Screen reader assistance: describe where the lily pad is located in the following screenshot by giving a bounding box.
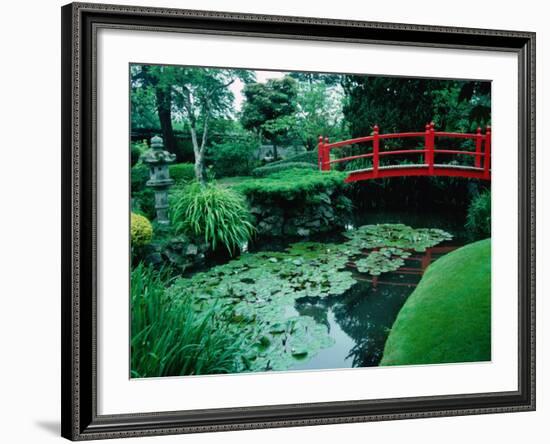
[165,223,453,373]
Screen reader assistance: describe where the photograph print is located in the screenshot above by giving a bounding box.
[129,63,491,378]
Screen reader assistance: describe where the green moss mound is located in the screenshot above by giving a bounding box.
[234,169,347,201]
[252,161,316,177]
[267,150,318,166]
[381,238,491,366]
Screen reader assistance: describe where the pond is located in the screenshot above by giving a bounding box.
[174,209,468,373]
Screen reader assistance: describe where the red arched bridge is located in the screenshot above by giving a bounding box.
[318,123,491,183]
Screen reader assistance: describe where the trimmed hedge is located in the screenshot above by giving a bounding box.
[169,163,196,184]
[131,213,153,246]
[234,169,347,201]
[265,150,318,167]
[381,239,491,366]
[252,161,316,177]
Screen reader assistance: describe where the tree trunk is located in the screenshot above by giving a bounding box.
[189,126,206,186]
[272,142,278,161]
[155,87,177,155]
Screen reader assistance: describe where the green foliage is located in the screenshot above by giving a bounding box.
[241,76,298,158]
[166,224,453,373]
[130,83,159,130]
[168,163,196,184]
[268,150,319,166]
[167,243,353,372]
[343,224,452,276]
[252,161,316,177]
[342,76,491,140]
[131,163,149,192]
[235,169,347,201]
[465,190,491,240]
[131,213,153,246]
[381,239,491,365]
[207,131,259,177]
[291,80,349,150]
[131,164,156,220]
[131,140,148,167]
[171,182,255,254]
[131,263,243,377]
[131,189,156,221]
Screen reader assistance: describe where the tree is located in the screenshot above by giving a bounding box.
[341,76,446,138]
[171,68,254,185]
[241,76,298,160]
[130,65,178,154]
[291,80,348,151]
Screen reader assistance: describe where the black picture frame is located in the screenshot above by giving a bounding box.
[61,2,536,440]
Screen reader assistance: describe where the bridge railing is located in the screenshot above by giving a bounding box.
[318,122,491,179]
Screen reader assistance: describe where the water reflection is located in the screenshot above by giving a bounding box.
[290,244,459,370]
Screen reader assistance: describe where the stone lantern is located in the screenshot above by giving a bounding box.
[142,135,176,225]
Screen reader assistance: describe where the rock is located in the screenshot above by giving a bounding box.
[185,244,199,256]
[250,206,263,215]
[305,219,322,228]
[145,252,163,265]
[297,228,310,237]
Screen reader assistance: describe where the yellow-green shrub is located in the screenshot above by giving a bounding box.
[131,213,153,246]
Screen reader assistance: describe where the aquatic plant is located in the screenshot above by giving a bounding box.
[343,224,452,275]
[163,223,453,373]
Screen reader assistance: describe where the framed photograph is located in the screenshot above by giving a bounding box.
[61,2,535,440]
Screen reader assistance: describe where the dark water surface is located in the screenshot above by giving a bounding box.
[252,209,468,371]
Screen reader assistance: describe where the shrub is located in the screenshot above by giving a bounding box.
[131,263,242,377]
[169,163,196,184]
[131,140,148,167]
[208,137,259,178]
[465,190,491,240]
[131,163,150,192]
[234,169,348,202]
[171,182,255,254]
[381,239,491,366]
[131,213,153,246]
[252,161,316,177]
[266,150,318,166]
[131,189,156,221]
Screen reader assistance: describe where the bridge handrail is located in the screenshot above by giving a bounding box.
[318,122,491,179]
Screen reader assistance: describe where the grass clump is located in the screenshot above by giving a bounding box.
[381,238,491,366]
[465,190,491,240]
[171,181,254,254]
[130,263,243,377]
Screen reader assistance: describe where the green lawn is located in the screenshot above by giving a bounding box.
[380,238,491,366]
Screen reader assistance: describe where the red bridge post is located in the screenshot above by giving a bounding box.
[373,125,379,178]
[323,137,331,171]
[424,122,435,174]
[317,136,324,170]
[484,126,491,179]
[475,127,482,168]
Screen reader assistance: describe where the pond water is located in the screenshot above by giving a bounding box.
[248,209,468,371]
[177,209,469,373]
